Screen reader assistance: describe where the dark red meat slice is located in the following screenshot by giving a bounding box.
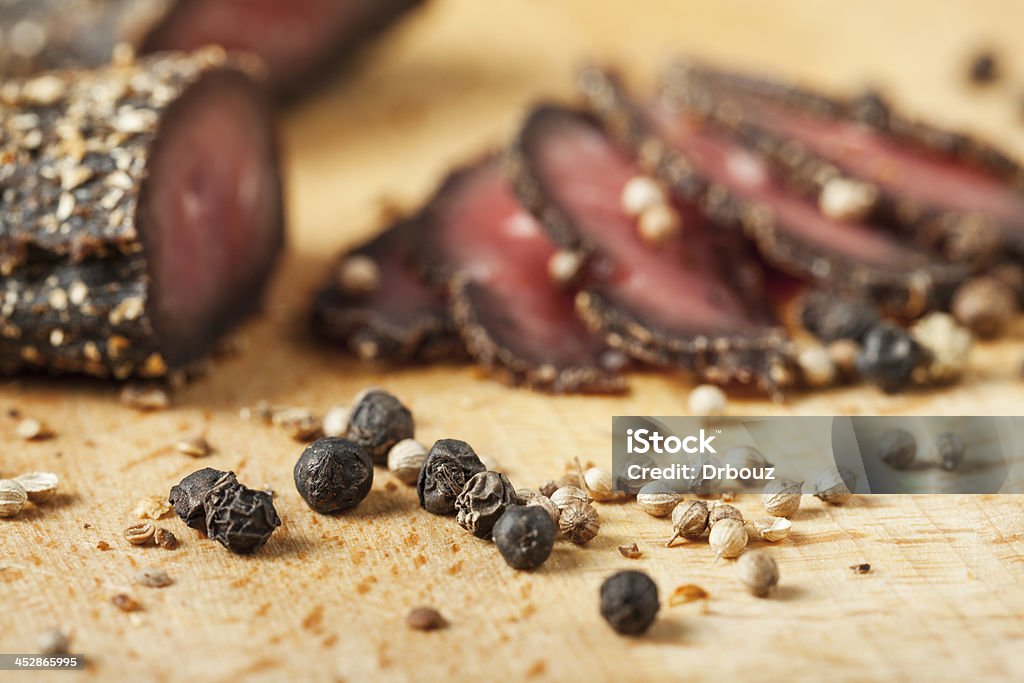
[511,105,795,393]
[0,51,282,378]
[578,67,966,317]
[312,219,463,363]
[662,61,1024,261]
[418,159,625,393]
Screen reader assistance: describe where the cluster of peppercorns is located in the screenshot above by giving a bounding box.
[168,468,280,554]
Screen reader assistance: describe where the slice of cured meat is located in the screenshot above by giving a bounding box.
[417,158,626,393]
[510,104,796,394]
[312,219,464,363]
[0,0,425,99]
[660,60,1024,262]
[0,50,283,379]
[578,67,967,318]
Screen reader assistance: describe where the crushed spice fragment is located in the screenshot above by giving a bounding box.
[618,543,643,560]
[175,435,213,458]
[14,471,59,502]
[272,407,323,442]
[123,521,156,545]
[111,594,142,612]
[154,528,179,550]
[133,495,172,520]
[850,563,872,575]
[133,567,173,588]
[668,584,709,607]
[120,384,170,411]
[406,607,446,631]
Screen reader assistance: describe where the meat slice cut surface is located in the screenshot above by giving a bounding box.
[418,158,626,393]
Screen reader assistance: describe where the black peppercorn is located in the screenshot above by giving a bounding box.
[346,389,414,464]
[856,323,924,393]
[799,291,879,343]
[168,468,237,532]
[293,437,374,514]
[599,570,660,636]
[203,476,281,554]
[968,51,998,84]
[492,505,556,570]
[936,432,966,471]
[417,439,485,515]
[455,471,516,539]
[878,428,917,470]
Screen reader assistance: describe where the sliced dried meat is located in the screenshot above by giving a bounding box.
[417,158,625,393]
[510,104,795,393]
[0,0,425,99]
[0,50,283,378]
[312,219,463,363]
[578,67,966,318]
[661,60,1024,262]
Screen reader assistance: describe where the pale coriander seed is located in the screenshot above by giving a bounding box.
[14,471,59,502]
[321,405,350,438]
[387,438,427,485]
[582,466,620,502]
[736,550,779,597]
[813,467,856,504]
[636,481,682,517]
[709,518,748,559]
[666,500,709,546]
[762,479,802,517]
[0,479,28,517]
[709,502,744,527]
[550,485,590,510]
[526,494,560,526]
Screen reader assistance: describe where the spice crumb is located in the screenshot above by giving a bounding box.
[111,594,142,612]
[120,384,170,411]
[96,540,112,551]
[618,543,643,559]
[37,627,71,655]
[272,407,323,442]
[175,435,213,458]
[668,584,709,607]
[850,563,872,575]
[406,607,446,631]
[154,528,179,550]
[133,567,173,588]
[15,417,53,441]
[133,495,172,520]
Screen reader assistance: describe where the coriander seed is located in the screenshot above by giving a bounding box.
[812,467,856,504]
[877,429,916,470]
[346,389,414,464]
[762,479,802,517]
[492,505,556,569]
[387,438,427,486]
[582,467,619,502]
[736,550,779,597]
[13,471,58,503]
[539,480,559,498]
[666,500,709,546]
[406,607,446,631]
[636,481,682,517]
[709,518,748,558]
[709,503,744,527]
[747,517,792,542]
[417,439,485,515]
[600,570,660,636]
[558,499,600,545]
[0,479,28,518]
[455,471,516,539]
[124,521,156,545]
[550,485,590,510]
[294,437,374,514]
[154,528,179,550]
[526,494,560,525]
[936,432,966,471]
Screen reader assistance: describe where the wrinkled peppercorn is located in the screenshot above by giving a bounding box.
[168,468,237,532]
[417,439,486,515]
[492,505,556,569]
[600,570,660,636]
[856,324,924,392]
[203,477,281,554]
[455,471,516,539]
[799,291,879,342]
[346,390,414,464]
[936,432,966,471]
[878,429,917,470]
[293,437,374,514]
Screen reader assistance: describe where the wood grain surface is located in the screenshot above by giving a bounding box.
[4,1,1024,681]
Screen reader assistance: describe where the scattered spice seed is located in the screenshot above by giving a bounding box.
[123,521,156,545]
[111,594,142,612]
[736,550,779,597]
[799,291,878,343]
[169,468,237,532]
[14,471,60,502]
[967,50,999,84]
[559,499,600,545]
[175,435,213,458]
[133,495,173,520]
[321,405,350,438]
[600,570,660,636]
[37,628,71,655]
[878,429,917,470]
[133,567,173,588]
[154,528,179,550]
[936,432,966,471]
[240,401,275,423]
[15,417,53,440]
[709,503,744,527]
[850,563,872,575]
[812,467,856,504]
[417,439,485,515]
[618,543,643,559]
[667,584,709,607]
[456,471,516,539]
[406,607,446,631]
[951,276,1016,338]
[856,323,924,393]
[120,384,170,411]
[294,437,374,514]
[666,500,709,546]
[96,541,112,551]
[550,485,590,510]
[582,466,620,502]
[910,312,972,385]
[762,479,802,517]
[747,517,792,542]
[687,384,727,416]
[0,479,28,517]
[272,407,323,442]
[493,505,556,569]
[346,389,414,464]
[204,476,281,554]
[709,518,748,559]
[636,481,682,517]
[387,438,427,486]
[539,480,559,498]
[525,494,560,526]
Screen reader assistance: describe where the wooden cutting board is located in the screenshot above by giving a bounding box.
[4,1,1024,681]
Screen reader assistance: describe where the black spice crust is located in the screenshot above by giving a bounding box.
[578,66,967,319]
[0,48,279,379]
[659,59,1024,263]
